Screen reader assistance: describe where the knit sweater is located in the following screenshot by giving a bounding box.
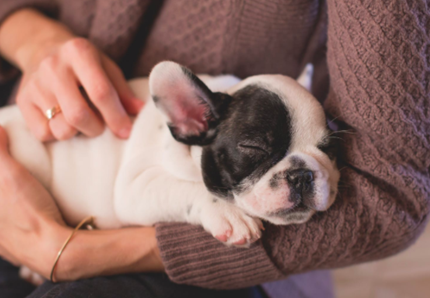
[0,0,429,292]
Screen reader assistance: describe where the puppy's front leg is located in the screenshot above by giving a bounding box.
[114,167,262,246]
[191,196,263,246]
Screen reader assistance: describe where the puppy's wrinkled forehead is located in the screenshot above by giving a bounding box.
[219,84,291,153]
[204,83,293,194]
[228,75,329,152]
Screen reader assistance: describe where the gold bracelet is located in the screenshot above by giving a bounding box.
[50,216,95,283]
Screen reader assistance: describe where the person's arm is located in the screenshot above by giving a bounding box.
[0,8,143,141]
[1,0,428,289]
[23,224,165,281]
[0,125,164,282]
[152,0,430,289]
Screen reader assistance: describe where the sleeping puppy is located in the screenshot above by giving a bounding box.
[0,61,339,249]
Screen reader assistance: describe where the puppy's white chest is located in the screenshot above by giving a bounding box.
[0,74,246,231]
[52,80,204,228]
[53,77,212,228]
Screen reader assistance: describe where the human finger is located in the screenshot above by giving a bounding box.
[30,82,79,140]
[15,78,56,142]
[64,39,132,138]
[17,97,55,142]
[0,125,9,155]
[102,56,144,115]
[49,68,105,138]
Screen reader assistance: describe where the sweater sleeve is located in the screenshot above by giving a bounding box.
[155,0,430,289]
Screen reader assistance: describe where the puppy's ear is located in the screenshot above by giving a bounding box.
[149,61,230,145]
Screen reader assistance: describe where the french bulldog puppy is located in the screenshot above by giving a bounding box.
[0,61,339,251]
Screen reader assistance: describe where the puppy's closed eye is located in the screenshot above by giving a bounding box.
[238,141,269,157]
[317,135,339,161]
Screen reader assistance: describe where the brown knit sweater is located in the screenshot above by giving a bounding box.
[0,0,429,291]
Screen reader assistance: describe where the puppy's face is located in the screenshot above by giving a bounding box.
[149,61,340,225]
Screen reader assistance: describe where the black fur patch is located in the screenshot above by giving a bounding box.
[317,131,339,161]
[290,156,306,169]
[202,84,292,198]
[269,172,283,189]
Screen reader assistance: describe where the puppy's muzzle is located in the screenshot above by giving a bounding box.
[286,169,314,197]
[270,168,315,216]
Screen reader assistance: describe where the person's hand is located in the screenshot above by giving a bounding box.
[17,37,143,141]
[0,126,164,281]
[0,9,144,142]
[0,126,65,275]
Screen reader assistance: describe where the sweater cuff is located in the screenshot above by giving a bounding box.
[155,223,283,290]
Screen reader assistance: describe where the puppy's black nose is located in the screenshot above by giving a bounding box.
[286,169,314,193]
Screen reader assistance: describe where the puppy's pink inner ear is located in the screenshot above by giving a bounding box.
[149,62,215,138]
[162,91,210,137]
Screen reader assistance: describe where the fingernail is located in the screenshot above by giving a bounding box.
[134,98,144,104]
[134,99,144,109]
[119,126,131,138]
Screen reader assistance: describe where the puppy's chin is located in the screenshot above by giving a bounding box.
[235,196,317,226]
[234,175,336,226]
[263,208,315,225]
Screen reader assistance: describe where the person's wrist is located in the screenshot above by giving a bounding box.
[18,219,71,279]
[54,227,164,282]
[41,222,71,278]
[137,227,164,272]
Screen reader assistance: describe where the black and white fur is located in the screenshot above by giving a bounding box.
[148,62,339,228]
[0,61,339,281]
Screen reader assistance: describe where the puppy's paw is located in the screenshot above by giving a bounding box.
[200,199,263,247]
[19,266,45,286]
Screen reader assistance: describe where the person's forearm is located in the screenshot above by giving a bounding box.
[153,0,430,289]
[0,8,74,72]
[37,224,164,281]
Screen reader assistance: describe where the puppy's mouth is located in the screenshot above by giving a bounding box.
[265,202,314,225]
[268,201,310,218]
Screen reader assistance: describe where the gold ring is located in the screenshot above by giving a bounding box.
[45,106,62,120]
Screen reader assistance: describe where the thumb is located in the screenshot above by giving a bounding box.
[102,56,144,115]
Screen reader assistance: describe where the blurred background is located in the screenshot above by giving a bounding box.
[333,223,430,298]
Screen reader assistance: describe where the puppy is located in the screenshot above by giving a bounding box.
[0,61,339,255]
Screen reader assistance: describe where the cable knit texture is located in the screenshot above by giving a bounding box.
[0,0,429,295]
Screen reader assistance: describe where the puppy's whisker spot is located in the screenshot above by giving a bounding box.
[328,115,342,123]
